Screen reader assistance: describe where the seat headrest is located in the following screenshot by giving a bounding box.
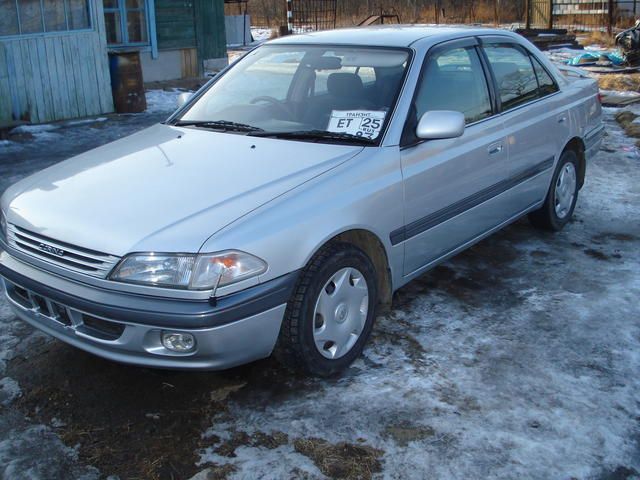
[327,73,364,98]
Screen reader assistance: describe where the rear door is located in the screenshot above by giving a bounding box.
[398,38,511,276]
[479,39,569,213]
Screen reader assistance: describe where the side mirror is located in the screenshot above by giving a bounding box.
[177,92,193,109]
[416,111,465,140]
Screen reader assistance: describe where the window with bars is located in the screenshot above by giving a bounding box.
[0,0,91,37]
[103,0,149,47]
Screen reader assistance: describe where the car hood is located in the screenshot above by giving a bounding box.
[2,124,363,256]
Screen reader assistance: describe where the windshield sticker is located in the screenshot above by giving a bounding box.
[327,110,387,139]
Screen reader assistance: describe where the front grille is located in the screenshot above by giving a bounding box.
[6,224,120,278]
[4,279,124,340]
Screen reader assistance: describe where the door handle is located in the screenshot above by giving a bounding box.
[558,116,567,124]
[488,143,503,155]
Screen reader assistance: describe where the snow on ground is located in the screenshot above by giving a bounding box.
[145,89,185,114]
[195,110,640,479]
[251,27,274,43]
[0,295,101,478]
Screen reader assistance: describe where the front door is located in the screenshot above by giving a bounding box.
[398,39,511,276]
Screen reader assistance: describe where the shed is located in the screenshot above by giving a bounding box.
[0,0,114,125]
[0,0,228,125]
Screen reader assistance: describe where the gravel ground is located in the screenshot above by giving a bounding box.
[0,103,639,479]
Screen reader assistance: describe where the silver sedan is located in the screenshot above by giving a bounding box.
[0,26,603,376]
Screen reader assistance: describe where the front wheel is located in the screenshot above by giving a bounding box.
[528,150,580,231]
[275,243,378,377]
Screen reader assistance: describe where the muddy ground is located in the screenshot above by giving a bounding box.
[0,106,639,479]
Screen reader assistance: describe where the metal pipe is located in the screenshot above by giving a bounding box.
[287,0,293,34]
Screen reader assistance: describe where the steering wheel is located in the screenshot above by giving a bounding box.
[250,96,291,117]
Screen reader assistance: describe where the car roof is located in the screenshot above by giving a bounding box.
[267,25,518,48]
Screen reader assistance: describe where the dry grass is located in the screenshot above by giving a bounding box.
[614,110,640,150]
[597,73,640,92]
[577,30,617,48]
[293,437,384,480]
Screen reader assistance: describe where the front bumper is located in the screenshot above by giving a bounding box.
[0,247,297,370]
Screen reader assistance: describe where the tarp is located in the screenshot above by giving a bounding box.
[568,51,626,66]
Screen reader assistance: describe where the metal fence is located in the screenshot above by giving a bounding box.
[528,0,640,32]
[287,0,337,33]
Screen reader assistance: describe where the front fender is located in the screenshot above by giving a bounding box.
[201,147,405,296]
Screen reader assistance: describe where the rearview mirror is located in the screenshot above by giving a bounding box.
[176,92,193,109]
[416,111,465,140]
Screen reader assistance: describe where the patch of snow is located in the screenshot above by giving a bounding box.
[198,109,640,479]
[251,27,273,43]
[145,89,186,114]
[11,124,59,134]
[64,117,108,127]
[200,444,324,479]
[600,89,640,98]
[0,377,20,406]
[0,420,99,479]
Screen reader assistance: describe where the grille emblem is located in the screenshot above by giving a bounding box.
[38,243,65,257]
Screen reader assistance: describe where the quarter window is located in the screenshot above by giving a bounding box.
[413,46,492,125]
[531,56,559,97]
[483,44,539,111]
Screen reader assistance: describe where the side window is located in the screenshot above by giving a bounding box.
[413,46,492,125]
[531,56,559,97]
[483,44,538,111]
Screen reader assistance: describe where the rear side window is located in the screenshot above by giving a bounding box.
[531,56,559,96]
[414,46,492,125]
[483,44,538,111]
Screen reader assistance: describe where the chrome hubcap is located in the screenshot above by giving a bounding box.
[554,162,577,219]
[313,267,369,360]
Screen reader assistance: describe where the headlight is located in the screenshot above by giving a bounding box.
[0,210,6,239]
[109,250,267,291]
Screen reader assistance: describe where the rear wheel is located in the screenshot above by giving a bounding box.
[275,243,378,377]
[529,149,579,231]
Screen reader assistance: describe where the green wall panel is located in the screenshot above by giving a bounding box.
[194,0,227,60]
[155,0,197,50]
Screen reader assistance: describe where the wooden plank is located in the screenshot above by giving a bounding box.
[62,35,84,118]
[27,38,53,123]
[89,32,113,114]
[43,37,63,121]
[76,35,95,116]
[92,0,114,114]
[0,44,12,123]
[6,41,28,121]
[52,36,70,119]
[35,37,55,122]
[82,35,101,116]
[56,35,78,120]
[69,35,88,117]
[20,39,40,123]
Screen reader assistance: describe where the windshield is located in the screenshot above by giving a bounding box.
[176,44,410,143]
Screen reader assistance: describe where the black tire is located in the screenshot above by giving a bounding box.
[275,242,379,377]
[528,149,580,231]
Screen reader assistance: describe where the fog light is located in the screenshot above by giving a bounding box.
[161,332,196,352]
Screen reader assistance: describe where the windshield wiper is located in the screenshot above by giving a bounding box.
[249,130,376,145]
[173,120,264,133]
